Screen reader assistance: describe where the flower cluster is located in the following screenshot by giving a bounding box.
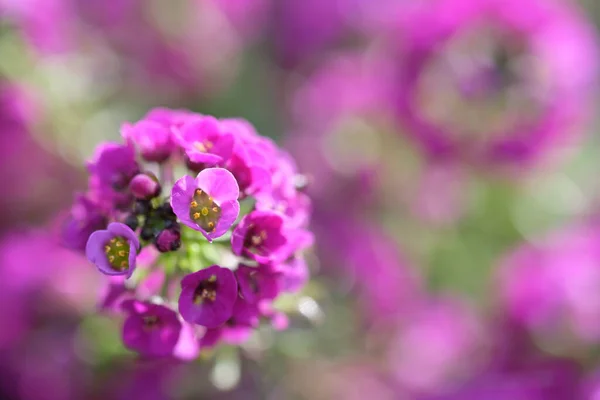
[62,107,313,359]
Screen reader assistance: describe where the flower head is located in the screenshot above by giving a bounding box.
[121,300,182,357]
[199,296,260,349]
[85,222,140,278]
[231,210,289,264]
[235,264,279,304]
[87,142,139,191]
[121,120,175,163]
[170,168,240,241]
[175,116,235,169]
[178,265,238,328]
[61,195,107,252]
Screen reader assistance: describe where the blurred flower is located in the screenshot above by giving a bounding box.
[392,0,598,168]
[498,224,600,345]
[389,298,487,395]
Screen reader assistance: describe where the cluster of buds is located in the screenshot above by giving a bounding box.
[62,107,313,358]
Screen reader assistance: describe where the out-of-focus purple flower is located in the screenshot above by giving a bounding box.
[174,116,235,169]
[122,300,182,357]
[235,264,279,304]
[144,107,197,130]
[224,144,272,198]
[316,217,422,324]
[498,225,600,344]
[199,296,260,349]
[121,120,175,163]
[99,268,164,312]
[425,358,582,400]
[389,298,487,395]
[170,168,240,241]
[392,0,598,167]
[85,222,140,278]
[178,265,238,328]
[87,142,139,190]
[231,211,289,264]
[290,52,395,131]
[61,195,107,252]
[273,0,347,68]
[276,256,309,293]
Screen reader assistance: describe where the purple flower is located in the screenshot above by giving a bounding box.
[224,145,272,198]
[174,116,235,169]
[392,0,598,167]
[178,265,238,328]
[121,119,175,163]
[389,298,486,395]
[498,225,600,344]
[121,300,182,357]
[235,264,279,304]
[85,222,140,278]
[87,142,139,191]
[275,256,309,293]
[61,195,107,252]
[144,107,197,129]
[170,168,240,241]
[199,296,260,349]
[231,211,289,264]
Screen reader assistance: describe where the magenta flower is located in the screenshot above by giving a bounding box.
[121,120,175,163]
[235,265,279,304]
[121,300,182,357]
[392,0,598,167]
[389,298,486,394]
[224,145,271,197]
[498,225,600,344]
[61,194,107,253]
[87,142,139,191]
[231,211,289,264]
[174,116,235,169]
[170,168,240,241]
[199,296,260,349]
[276,256,309,294]
[128,173,161,200]
[85,222,140,278]
[178,265,238,328]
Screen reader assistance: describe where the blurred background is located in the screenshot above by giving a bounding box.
[1,0,600,398]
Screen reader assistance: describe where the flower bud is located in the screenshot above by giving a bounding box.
[154,227,181,252]
[129,173,161,200]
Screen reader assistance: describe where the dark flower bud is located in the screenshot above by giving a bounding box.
[140,224,157,241]
[157,202,176,221]
[154,227,181,252]
[129,173,161,201]
[124,214,139,231]
[133,200,151,216]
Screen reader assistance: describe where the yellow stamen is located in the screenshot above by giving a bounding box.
[190,200,198,208]
[193,212,201,220]
[118,250,125,257]
[201,207,209,216]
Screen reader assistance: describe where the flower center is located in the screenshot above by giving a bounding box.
[193,275,218,304]
[142,315,161,330]
[244,226,269,256]
[194,141,213,153]
[104,236,130,271]
[415,25,547,144]
[189,188,221,232]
